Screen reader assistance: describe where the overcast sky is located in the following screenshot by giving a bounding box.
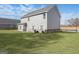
[0,4,79,25]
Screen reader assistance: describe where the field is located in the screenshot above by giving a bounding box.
[0,30,78,54]
[61,26,79,31]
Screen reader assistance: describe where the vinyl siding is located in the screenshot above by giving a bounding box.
[47,6,60,30]
[18,25,24,31]
[20,13,47,32]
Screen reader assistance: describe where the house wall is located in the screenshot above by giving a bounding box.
[20,13,47,32]
[18,18,28,31]
[47,6,60,32]
[21,18,28,23]
[18,24,24,31]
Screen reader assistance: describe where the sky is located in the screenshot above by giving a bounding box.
[0,4,79,25]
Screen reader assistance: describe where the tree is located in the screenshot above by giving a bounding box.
[68,18,79,32]
[68,18,79,26]
[16,20,20,23]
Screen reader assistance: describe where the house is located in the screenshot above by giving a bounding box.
[0,18,18,29]
[18,5,60,33]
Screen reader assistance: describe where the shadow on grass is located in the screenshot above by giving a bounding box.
[0,33,63,53]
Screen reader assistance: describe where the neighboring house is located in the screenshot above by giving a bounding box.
[18,5,60,32]
[0,18,18,29]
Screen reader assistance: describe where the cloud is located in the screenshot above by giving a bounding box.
[0,4,39,19]
[0,4,48,19]
[0,4,79,25]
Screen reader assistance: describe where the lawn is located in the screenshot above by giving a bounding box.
[0,30,78,54]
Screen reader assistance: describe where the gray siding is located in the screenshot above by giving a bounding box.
[47,6,60,30]
[0,18,17,29]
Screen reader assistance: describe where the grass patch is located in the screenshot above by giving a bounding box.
[0,30,78,54]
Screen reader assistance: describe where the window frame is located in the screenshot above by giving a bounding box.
[43,12,46,19]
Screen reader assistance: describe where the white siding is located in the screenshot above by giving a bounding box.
[20,13,47,32]
[21,18,28,23]
[18,25,24,31]
[47,6,60,30]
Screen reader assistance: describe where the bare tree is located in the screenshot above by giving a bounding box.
[68,18,79,32]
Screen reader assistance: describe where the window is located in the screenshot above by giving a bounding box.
[28,17,30,21]
[40,25,43,30]
[43,13,46,19]
[32,26,34,30]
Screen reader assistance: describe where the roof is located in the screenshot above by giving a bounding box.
[18,23,26,25]
[22,5,55,19]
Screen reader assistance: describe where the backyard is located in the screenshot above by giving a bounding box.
[0,30,78,54]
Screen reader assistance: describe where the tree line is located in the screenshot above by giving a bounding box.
[68,18,79,26]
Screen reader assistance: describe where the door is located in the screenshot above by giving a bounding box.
[23,23,27,31]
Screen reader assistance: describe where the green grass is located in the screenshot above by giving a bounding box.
[0,30,78,54]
